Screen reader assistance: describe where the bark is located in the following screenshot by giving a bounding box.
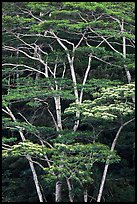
[97,118,135,202]
[121,19,132,84]
[65,51,79,132]
[26,154,44,202]
[73,54,92,132]
[50,31,92,132]
[83,189,88,202]
[2,107,44,202]
[66,178,74,202]
[121,19,135,104]
[67,54,79,104]
[54,96,62,131]
[54,95,63,202]
[79,54,92,103]
[85,17,133,89]
[55,181,62,202]
[50,31,80,132]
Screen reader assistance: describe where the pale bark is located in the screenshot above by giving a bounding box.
[3,45,46,66]
[67,54,80,132]
[121,19,132,84]
[2,106,44,202]
[121,19,135,104]
[55,181,62,202]
[67,54,79,104]
[54,93,63,202]
[73,53,92,131]
[97,118,135,202]
[83,189,88,202]
[79,54,92,103]
[49,31,84,132]
[26,154,44,202]
[48,31,93,132]
[54,96,62,131]
[80,15,134,86]
[66,178,74,202]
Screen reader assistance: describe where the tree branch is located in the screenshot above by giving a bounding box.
[97,117,135,202]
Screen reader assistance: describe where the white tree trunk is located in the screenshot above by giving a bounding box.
[55,181,62,202]
[26,155,44,202]
[54,96,62,131]
[54,95,63,202]
[79,54,92,103]
[66,178,74,202]
[121,19,132,84]
[96,19,134,202]
[84,189,88,202]
[50,31,92,132]
[97,118,135,202]
[3,106,44,202]
[67,54,81,132]
[67,54,79,104]
[67,53,92,132]
[121,19,134,104]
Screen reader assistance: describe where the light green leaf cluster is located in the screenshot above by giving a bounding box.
[65,82,135,121]
[43,142,120,185]
[4,140,49,157]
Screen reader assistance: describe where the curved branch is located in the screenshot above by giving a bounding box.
[97,117,135,202]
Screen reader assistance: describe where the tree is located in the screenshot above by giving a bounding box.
[2,2,135,202]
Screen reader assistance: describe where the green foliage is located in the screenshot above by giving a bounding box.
[2,2,135,202]
[43,142,120,187]
[3,140,50,158]
[2,137,17,143]
[65,82,135,121]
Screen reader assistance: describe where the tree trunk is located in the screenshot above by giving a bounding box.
[54,96,63,202]
[2,106,44,202]
[18,130,44,202]
[84,189,88,202]
[79,54,92,103]
[55,181,62,202]
[67,54,80,132]
[121,19,132,84]
[96,19,134,202]
[97,118,135,202]
[26,155,44,202]
[66,177,74,202]
[54,96,62,131]
[121,19,135,104]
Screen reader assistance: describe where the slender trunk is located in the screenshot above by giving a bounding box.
[54,95,63,202]
[67,53,92,131]
[73,111,80,132]
[54,96,62,131]
[97,118,135,202]
[121,19,135,103]
[66,178,74,202]
[67,54,80,132]
[121,19,132,85]
[45,59,48,77]
[55,181,62,202]
[97,21,135,202]
[26,155,44,202]
[97,163,109,202]
[3,106,44,202]
[67,54,79,104]
[79,54,92,103]
[51,31,91,132]
[84,189,88,202]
